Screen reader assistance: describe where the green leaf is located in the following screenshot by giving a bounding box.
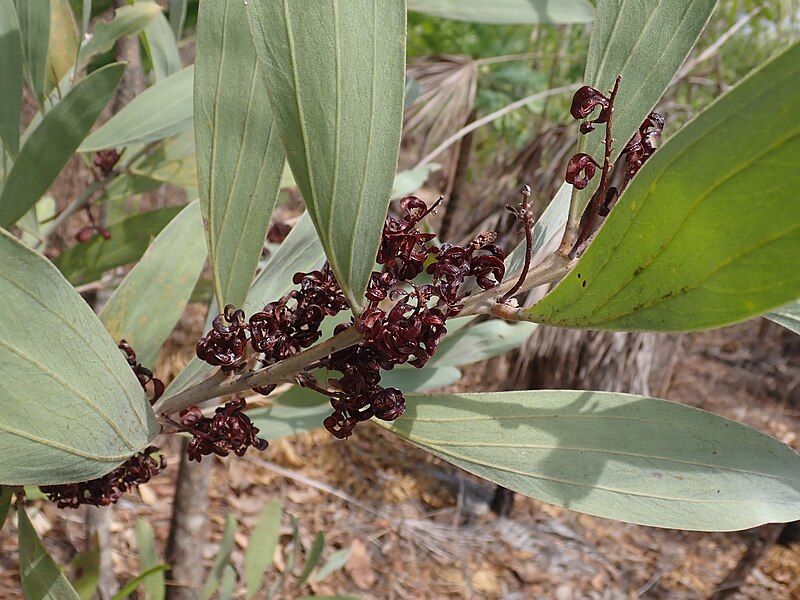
[168,0,186,39]
[46,0,79,93]
[217,565,237,600]
[135,520,165,600]
[70,545,100,600]
[244,211,325,314]
[430,320,537,368]
[17,0,50,106]
[249,404,334,440]
[0,0,24,156]
[298,532,324,585]
[53,206,182,285]
[195,0,285,309]
[391,164,440,200]
[386,390,800,531]
[140,3,182,81]
[100,201,206,367]
[245,499,282,599]
[79,3,162,70]
[381,366,461,392]
[112,565,169,600]
[767,300,800,335]
[569,0,717,223]
[526,42,800,331]
[0,229,157,485]
[129,133,197,188]
[308,548,351,584]
[79,65,193,151]
[199,513,237,600]
[18,506,81,599]
[247,0,406,313]
[407,0,594,24]
[0,62,123,227]
[0,486,12,530]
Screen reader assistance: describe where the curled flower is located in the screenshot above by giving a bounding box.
[118,340,164,403]
[570,85,611,134]
[622,112,665,185]
[181,399,268,462]
[93,149,121,176]
[196,304,249,369]
[565,153,600,190]
[42,448,165,508]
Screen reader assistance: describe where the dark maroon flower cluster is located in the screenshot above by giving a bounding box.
[313,196,505,439]
[93,149,121,176]
[42,448,165,508]
[564,77,664,252]
[195,266,349,375]
[75,205,111,243]
[179,399,268,462]
[118,340,164,404]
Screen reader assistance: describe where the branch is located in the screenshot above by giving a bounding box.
[154,326,363,417]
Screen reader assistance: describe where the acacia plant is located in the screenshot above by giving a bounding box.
[1,0,800,594]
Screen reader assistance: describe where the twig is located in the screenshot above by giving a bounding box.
[416,84,580,169]
[155,326,363,416]
[499,186,534,303]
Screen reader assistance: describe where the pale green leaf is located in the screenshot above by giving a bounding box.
[391,164,440,200]
[767,300,800,335]
[245,499,282,599]
[18,507,81,599]
[249,404,333,440]
[79,3,161,70]
[407,0,594,24]
[569,0,717,223]
[70,545,100,600]
[430,320,537,368]
[100,201,206,367]
[381,366,461,392]
[217,565,237,600]
[0,229,157,485]
[199,513,237,600]
[79,65,193,151]
[140,3,181,81]
[112,565,169,600]
[0,62,123,227]
[0,0,23,156]
[53,206,182,285]
[135,520,165,600]
[386,390,800,531]
[168,0,186,39]
[527,41,800,331]
[129,133,197,188]
[247,0,406,312]
[298,532,325,585]
[308,548,351,584]
[244,211,325,314]
[195,0,285,309]
[17,0,50,106]
[45,0,78,93]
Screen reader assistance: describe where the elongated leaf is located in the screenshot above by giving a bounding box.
[199,513,237,600]
[569,0,716,223]
[195,0,285,309]
[308,548,351,584]
[767,300,800,335]
[100,201,206,366]
[79,3,161,70]
[0,0,23,156]
[250,404,334,440]
[0,62,123,227]
[391,164,440,200]
[140,3,181,81]
[46,0,78,92]
[79,65,193,151]
[407,0,593,24]
[54,206,182,285]
[18,507,81,599]
[381,365,461,392]
[386,390,800,531]
[130,133,197,188]
[527,42,800,332]
[168,0,186,39]
[245,499,282,599]
[217,565,237,600]
[431,321,537,368]
[0,230,157,485]
[298,532,325,585]
[0,486,12,530]
[70,545,100,600]
[17,0,50,106]
[247,0,406,312]
[112,565,169,600]
[135,520,165,600]
[244,211,325,313]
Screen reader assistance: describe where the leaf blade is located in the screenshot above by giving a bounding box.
[527,41,800,331]
[18,506,81,599]
[0,0,24,156]
[407,0,594,24]
[244,499,282,599]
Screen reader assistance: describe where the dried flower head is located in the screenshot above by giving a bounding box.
[181,399,268,462]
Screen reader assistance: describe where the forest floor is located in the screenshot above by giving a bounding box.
[1,315,798,599]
